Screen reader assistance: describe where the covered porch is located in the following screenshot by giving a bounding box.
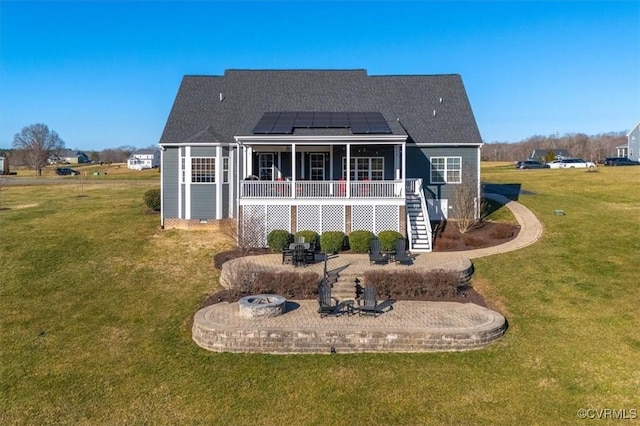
[234,134,408,201]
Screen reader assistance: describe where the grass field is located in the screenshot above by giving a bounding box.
[1,164,639,424]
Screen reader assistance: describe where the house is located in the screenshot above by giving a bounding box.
[627,122,640,162]
[529,149,570,162]
[0,155,8,175]
[55,150,91,164]
[158,69,484,252]
[127,149,160,170]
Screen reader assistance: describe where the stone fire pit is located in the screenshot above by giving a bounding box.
[238,294,286,318]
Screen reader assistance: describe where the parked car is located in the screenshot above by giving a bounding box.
[517,160,550,169]
[55,167,80,176]
[548,158,596,169]
[602,157,640,166]
[546,160,564,169]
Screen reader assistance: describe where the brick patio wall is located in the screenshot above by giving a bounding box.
[192,320,506,354]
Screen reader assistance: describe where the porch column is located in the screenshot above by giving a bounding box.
[245,147,253,177]
[329,144,334,179]
[401,142,406,181]
[291,143,296,199]
[346,143,351,198]
[394,145,400,180]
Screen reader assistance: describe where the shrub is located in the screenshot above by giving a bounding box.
[377,230,404,251]
[253,271,320,299]
[295,230,319,247]
[143,188,161,211]
[320,231,345,254]
[267,230,292,252]
[363,270,460,300]
[348,230,374,253]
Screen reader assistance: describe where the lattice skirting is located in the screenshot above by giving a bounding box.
[239,205,402,247]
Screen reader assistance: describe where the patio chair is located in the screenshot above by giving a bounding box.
[394,239,413,265]
[282,246,293,265]
[317,283,345,317]
[294,235,305,244]
[292,244,307,267]
[368,238,387,265]
[356,285,393,317]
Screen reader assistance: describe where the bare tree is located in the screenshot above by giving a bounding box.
[451,170,485,234]
[12,124,65,175]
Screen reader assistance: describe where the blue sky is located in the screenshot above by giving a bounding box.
[1,1,638,151]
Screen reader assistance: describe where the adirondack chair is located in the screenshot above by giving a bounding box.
[292,244,307,267]
[317,283,344,317]
[368,238,387,265]
[356,285,391,317]
[394,239,413,266]
[282,246,293,264]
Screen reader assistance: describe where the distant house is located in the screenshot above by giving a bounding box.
[627,122,640,162]
[55,150,91,164]
[0,155,8,174]
[529,149,570,162]
[127,149,160,170]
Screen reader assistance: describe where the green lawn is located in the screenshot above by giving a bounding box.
[1,164,639,424]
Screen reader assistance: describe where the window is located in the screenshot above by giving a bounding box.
[258,153,274,181]
[310,153,325,180]
[430,157,461,184]
[191,157,215,183]
[341,157,384,180]
[222,157,229,183]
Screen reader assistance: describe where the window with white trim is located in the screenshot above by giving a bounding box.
[258,153,274,181]
[310,153,325,180]
[341,157,384,180]
[191,157,215,183]
[222,157,229,183]
[430,157,462,184]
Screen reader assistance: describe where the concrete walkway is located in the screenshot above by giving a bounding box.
[195,195,542,354]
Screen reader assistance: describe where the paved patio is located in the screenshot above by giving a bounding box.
[194,193,542,354]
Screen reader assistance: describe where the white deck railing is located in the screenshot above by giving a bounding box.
[240,180,404,199]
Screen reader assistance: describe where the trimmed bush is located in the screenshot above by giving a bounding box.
[295,230,319,247]
[267,229,292,252]
[143,188,161,211]
[378,230,404,251]
[320,231,345,254]
[348,230,374,253]
[363,269,460,300]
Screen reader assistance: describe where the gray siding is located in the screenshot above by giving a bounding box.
[162,148,179,218]
[191,146,217,157]
[222,185,230,217]
[406,146,479,218]
[191,185,216,219]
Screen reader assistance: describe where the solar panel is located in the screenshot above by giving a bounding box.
[252,111,392,134]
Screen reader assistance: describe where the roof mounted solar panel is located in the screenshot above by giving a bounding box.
[252,111,392,134]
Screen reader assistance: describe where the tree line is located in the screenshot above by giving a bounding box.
[482,131,627,162]
[1,123,156,175]
[1,123,629,175]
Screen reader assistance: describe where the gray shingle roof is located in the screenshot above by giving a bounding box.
[159,69,482,145]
